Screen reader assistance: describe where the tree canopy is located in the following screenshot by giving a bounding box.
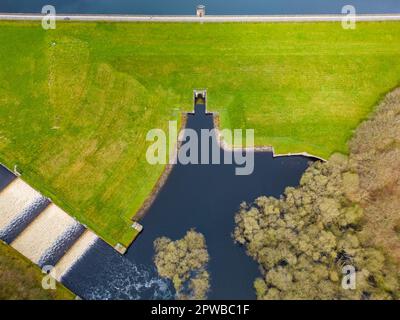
[154,229,210,300]
[234,88,400,300]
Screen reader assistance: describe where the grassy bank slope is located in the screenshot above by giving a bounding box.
[0,21,400,245]
[0,242,74,299]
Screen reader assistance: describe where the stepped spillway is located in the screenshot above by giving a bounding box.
[0,164,145,299]
[11,203,82,267]
[0,178,48,243]
[52,230,98,282]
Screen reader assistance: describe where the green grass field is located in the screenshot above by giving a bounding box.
[1,21,400,246]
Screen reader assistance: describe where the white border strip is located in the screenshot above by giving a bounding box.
[1,13,400,23]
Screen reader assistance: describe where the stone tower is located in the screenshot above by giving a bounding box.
[196,5,206,17]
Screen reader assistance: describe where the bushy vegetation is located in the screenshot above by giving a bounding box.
[0,242,74,300]
[349,88,400,262]
[234,89,400,299]
[1,21,400,246]
[154,230,210,300]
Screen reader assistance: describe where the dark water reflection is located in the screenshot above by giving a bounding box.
[61,105,313,299]
[0,165,15,191]
[1,0,399,15]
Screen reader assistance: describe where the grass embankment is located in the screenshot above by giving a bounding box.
[0,21,400,246]
[0,242,74,299]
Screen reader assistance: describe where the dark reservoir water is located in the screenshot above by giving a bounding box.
[0,105,313,299]
[58,105,313,299]
[1,0,399,15]
[0,0,397,300]
[0,165,15,191]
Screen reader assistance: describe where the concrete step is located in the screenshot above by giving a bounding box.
[11,203,82,267]
[0,178,46,243]
[52,229,98,281]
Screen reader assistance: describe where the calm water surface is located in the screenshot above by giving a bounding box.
[0,165,15,191]
[1,0,399,15]
[0,106,313,299]
[61,105,313,299]
[1,0,398,300]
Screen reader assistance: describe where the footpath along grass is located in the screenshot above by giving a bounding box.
[0,21,400,246]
